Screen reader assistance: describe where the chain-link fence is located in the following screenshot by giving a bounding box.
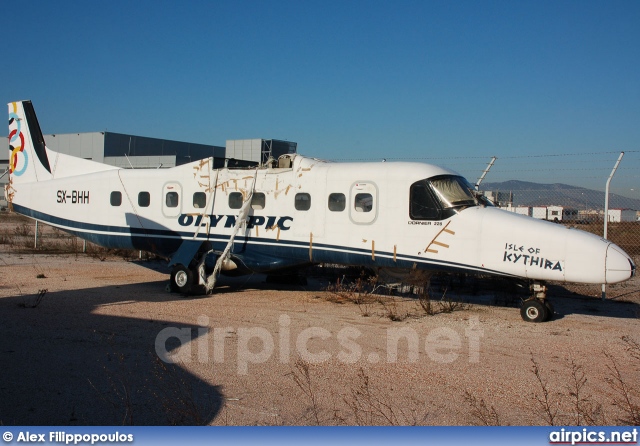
[479,151,640,299]
[0,212,144,261]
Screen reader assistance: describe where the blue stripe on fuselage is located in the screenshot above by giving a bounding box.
[11,203,514,277]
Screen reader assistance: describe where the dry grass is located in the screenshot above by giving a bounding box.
[463,339,640,426]
[287,358,429,425]
[324,274,471,322]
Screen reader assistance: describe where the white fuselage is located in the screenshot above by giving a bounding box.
[10,153,635,285]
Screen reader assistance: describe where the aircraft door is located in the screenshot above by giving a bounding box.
[349,181,378,225]
[162,182,182,218]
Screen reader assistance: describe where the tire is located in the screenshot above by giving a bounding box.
[544,300,555,321]
[520,299,549,323]
[170,264,193,295]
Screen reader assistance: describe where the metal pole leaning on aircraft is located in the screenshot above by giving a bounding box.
[602,151,624,300]
[196,167,220,287]
[475,156,497,190]
[204,168,259,292]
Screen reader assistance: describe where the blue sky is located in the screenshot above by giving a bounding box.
[2,0,639,190]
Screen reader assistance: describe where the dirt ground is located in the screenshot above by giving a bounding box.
[1,214,639,426]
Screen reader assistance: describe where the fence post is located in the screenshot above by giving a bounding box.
[602,151,624,300]
[476,156,497,190]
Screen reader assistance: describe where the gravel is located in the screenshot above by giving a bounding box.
[0,251,638,425]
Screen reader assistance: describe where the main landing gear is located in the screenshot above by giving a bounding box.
[170,264,196,294]
[520,281,554,323]
[169,263,207,295]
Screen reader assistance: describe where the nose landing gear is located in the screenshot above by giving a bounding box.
[520,282,554,322]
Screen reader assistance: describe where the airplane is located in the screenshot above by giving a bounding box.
[5,100,636,322]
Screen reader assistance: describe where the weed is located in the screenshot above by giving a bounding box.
[378,297,410,322]
[604,346,640,425]
[287,357,322,425]
[567,357,604,425]
[437,287,468,313]
[323,272,472,321]
[525,347,640,426]
[530,355,558,425]
[417,288,436,316]
[340,368,428,425]
[287,359,429,426]
[14,224,31,237]
[324,275,384,317]
[463,390,501,426]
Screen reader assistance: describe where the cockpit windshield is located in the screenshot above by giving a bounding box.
[410,175,489,221]
[430,176,478,209]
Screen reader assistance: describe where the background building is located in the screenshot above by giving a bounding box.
[607,209,637,223]
[1,132,297,208]
[225,139,297,165]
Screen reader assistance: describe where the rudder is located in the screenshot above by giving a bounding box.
[8,100,53,183]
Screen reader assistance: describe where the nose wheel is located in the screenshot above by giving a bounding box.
[520,298,554,322]
[520,282,554,322]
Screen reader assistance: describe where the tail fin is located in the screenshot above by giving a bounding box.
[8,100,53,183]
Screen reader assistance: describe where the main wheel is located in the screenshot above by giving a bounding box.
[543,300,555,321]
[170,264,193,294]
[520,299,549,323]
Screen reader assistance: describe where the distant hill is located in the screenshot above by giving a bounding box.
[480,180,640,210]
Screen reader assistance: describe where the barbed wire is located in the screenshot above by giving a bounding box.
[328,150,640,162]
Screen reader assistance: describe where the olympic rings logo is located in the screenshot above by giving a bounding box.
[8,103,28,176]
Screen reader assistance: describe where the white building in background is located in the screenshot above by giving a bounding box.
[547,206,578,222]
[547,206,562,221]
[532,206,548,220]
[528,205,578,221]
[607,209,637,223]
[500,205,532,216]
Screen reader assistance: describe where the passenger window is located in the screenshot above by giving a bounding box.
[295,193,311,211]
[354,193,373,212]
[110,191,122,207]
[410,180,440,220]
[166,192,179,208]
[328,193,345,212]
[229,192,243,209]
[138,191,150,207]
[251,192,266,210]
[193,192,206,209]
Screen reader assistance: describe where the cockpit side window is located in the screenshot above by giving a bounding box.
[410,180,441,220]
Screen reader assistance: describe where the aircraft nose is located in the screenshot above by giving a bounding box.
[606,243,636,283]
